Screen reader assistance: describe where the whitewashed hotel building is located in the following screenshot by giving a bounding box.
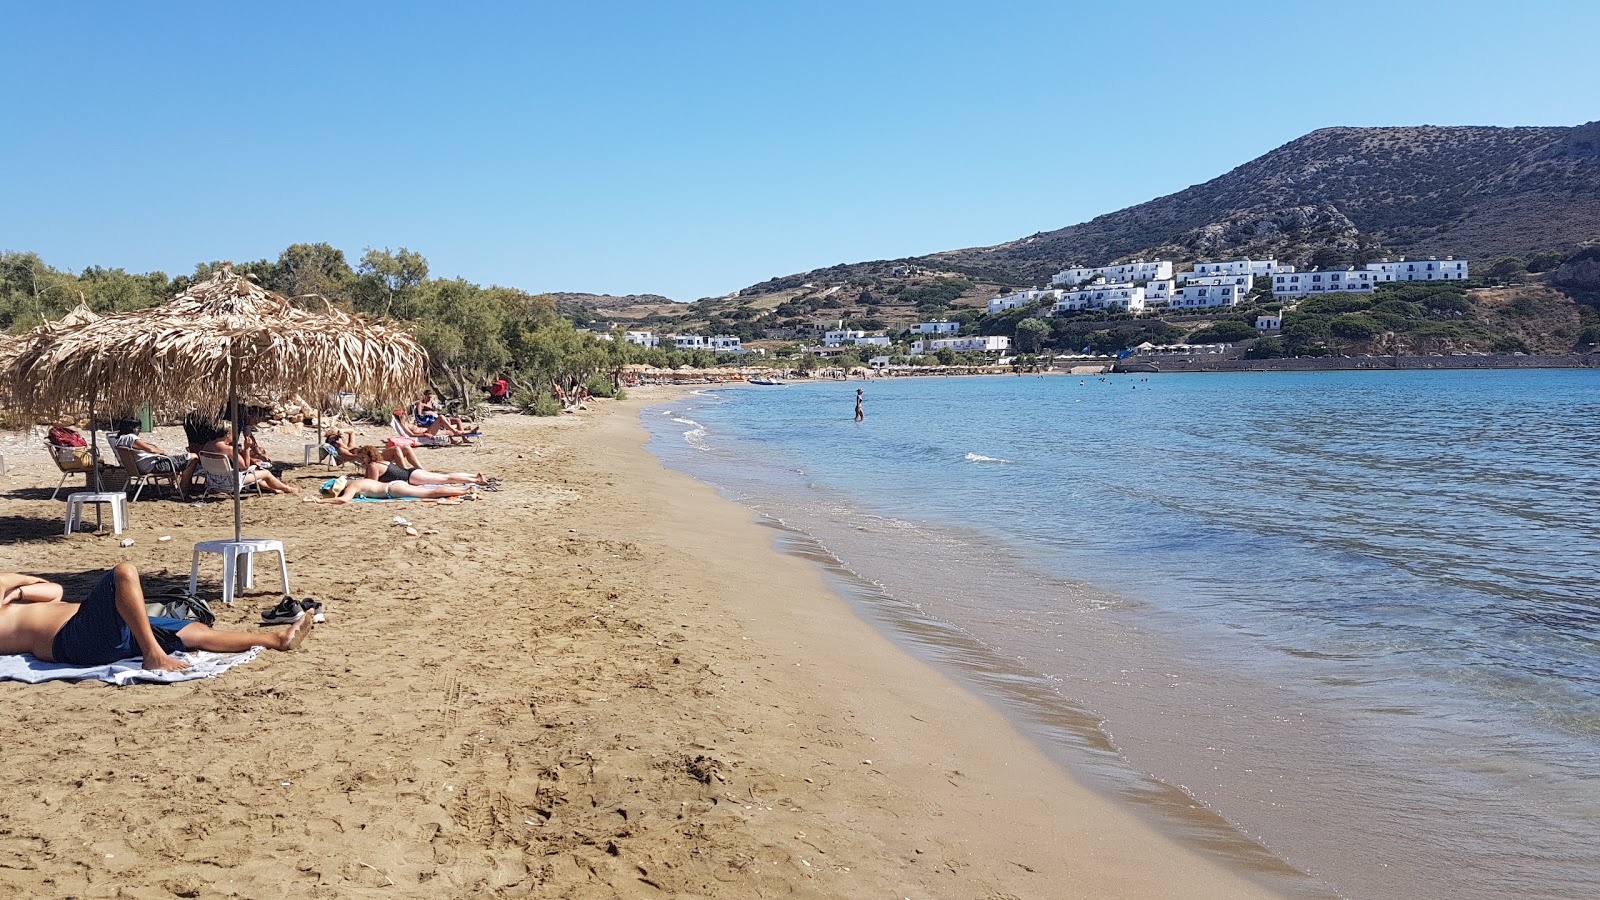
[1366,257,1469,281]
[625,331,660,347]
[911,335,1011,354]
[1142,278,1175,306]
[1173,278,1248,309]
[912,320,961,335]
[1051,260,1172,287]
[1055,283,1146,314]
[986,289,1061,314]
[708,335,745,354]
[1271,269,1385,297]
[1177,258,1293,283]
[823,328,867,347]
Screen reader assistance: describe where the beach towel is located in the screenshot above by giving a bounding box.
[0,647,264,686]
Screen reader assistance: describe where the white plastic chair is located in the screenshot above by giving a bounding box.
[112,444,180,501]
[196,451,265,499]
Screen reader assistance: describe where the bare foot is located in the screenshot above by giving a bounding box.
[279,616,313,651]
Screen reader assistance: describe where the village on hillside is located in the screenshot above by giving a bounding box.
[611,255,1471,366]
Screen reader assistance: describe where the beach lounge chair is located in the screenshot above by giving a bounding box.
[112,444,181,502]
[47,442,99,501]
[391,412,484,448]
[196,451,264,500]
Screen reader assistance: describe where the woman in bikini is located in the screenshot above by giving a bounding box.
[314,475,476,504]
[348,445,495,489]
[409,390,476,443]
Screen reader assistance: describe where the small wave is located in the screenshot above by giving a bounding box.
[965,452,1012,463]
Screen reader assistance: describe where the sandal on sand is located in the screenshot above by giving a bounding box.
[299,597,327,624]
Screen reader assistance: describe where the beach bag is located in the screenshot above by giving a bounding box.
[48,426,87,448]
[144,590,217,627]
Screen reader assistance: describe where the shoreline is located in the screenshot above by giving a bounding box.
[0,396,1291,897]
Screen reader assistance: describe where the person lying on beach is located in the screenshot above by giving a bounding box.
[347,445,495,488]
[323,429,425,470]
[314,475,477,504]
[0,565,309,673]
[197,429,299,494]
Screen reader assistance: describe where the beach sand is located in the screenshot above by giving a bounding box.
[0,393,1283,898]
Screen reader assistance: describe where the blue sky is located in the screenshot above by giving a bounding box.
[3,1,1596,301]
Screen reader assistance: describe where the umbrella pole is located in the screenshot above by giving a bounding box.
[230,373,244,544]
[89,394,104,531]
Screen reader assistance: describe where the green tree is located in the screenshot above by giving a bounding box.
[1015,317,1050,353]
[355,247,430,317]
[275,242,356,300]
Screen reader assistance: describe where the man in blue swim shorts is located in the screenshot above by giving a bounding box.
[0,563,310,672]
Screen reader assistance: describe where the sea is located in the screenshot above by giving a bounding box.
[641,368,1600,900]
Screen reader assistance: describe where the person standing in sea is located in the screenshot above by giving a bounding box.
[854,388,865,422]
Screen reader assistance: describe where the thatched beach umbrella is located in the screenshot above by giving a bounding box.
[9,264,428,540]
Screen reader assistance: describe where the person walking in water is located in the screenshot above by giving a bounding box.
[854,388,865,422]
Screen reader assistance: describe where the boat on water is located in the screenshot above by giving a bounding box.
[747,377,784,385]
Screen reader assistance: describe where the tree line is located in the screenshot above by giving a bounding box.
[0,245,744,412]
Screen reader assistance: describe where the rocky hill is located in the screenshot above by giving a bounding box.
[746,122,1600,293]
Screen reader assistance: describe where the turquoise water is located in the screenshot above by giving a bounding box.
[643,369,1600,900]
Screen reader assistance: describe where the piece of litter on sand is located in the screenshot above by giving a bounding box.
[392,516,411,526]
[119,539,134,547]
[158,535,172,542]
[404,526,419,536]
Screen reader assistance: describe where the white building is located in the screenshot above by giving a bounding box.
[1273,257,1470,298]
[986,289,1060,314]
[1173,278,1248,309]
[1366,257,1469,281]
[625,331,659,348]
[823,328,866,347]
[672,335,707,351]
[1051,260,1172,287]
[912,336,1011,354]
[708,335,744,354]
[1271,269,1384,297]
[1142,278,1175,306]
[852,335,892,347]
[1255,313,1283,331]
[1177,258,1293,283]
[1055,282,1146,314]
[912,320,961,335]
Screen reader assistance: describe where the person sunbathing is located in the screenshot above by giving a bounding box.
[198,430,299,494]
[324,429,425,470]
[347,445,495,488]
[314,475,477,504]
[0,565,309,673]
[409,391,478,442]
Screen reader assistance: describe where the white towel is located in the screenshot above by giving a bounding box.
[0,647,264,685]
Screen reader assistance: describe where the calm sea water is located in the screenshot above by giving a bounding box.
[642,369,1600,900]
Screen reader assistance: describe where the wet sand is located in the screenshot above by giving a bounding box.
[0,393,1283,898]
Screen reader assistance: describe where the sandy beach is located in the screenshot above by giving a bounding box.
[0,392,1285,899]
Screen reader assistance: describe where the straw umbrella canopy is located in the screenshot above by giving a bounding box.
[8,264,428,539]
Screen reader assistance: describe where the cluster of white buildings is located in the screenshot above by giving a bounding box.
[1019,255,1471,314]
[624,331,747,354]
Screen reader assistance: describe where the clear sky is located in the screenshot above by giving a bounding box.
[3,1,1596,301]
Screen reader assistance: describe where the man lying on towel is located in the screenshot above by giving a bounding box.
[0,563,309,673]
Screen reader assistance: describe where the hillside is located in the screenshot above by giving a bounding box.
[733,122,1600,294]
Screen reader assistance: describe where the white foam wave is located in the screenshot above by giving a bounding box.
[965,452,1011,463]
